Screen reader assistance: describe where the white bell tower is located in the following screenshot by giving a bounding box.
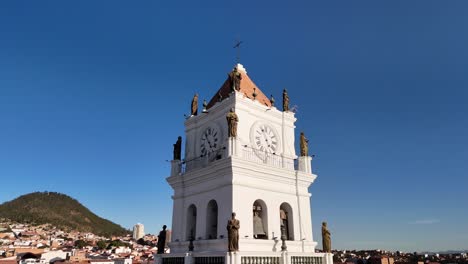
[161,64,332,264]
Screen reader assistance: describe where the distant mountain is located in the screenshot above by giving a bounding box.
[0,192,129,237]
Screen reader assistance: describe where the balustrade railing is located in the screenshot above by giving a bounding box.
[176,144,298,175]
[162,257,185,264]
[290,256,323,264]
[241,256,280,264]
[159,254,324,264]
[194,256,225,264]
[240,146,295,170]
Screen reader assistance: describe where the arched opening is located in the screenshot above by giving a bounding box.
[186,204,197,240]
[252,199,268,239]
[280,202,294,240]
[205,200,218,239]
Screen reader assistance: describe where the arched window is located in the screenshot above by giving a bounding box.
[186,204,197,240]
[206,200,218,239]
[252,200,268,239]
[280,202,294,240]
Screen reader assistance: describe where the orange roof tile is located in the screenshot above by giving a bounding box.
[207,65,272,109]
[0,261,17,264]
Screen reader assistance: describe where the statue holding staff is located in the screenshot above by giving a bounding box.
[322,222,331,253]
[191,93,198,116]
[157,225,167,254]
[227,212,240,251]
[283,89,289,112]
[300,132,309,157]
[173,136,182,160]
[229,67,242,92]
[226,108,239,138]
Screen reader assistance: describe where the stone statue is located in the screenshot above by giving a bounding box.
[300,132,309,157]
[322,222,331,253]
[173,136,182,160]
[191,93,198,116]
[229,67,242,91]
[226,108,239,138]
[253,211,265,238]
[157,225,167,254]
[282,89,289,112]
[227,212,240,252]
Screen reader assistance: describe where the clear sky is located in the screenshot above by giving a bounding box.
[1,1,467,252]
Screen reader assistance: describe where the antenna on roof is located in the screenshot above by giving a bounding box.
[233,39,243,64]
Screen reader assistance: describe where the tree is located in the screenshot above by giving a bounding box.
[97,240,107,250]
[74,240,88,249]
[136,238,147,246]
[107,239,129,249]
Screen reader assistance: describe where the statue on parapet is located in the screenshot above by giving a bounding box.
[322,222,331,253]
[157,225,167,254]
[300,132,309,157]
[226,108,239,138]
[173,136,182,160]
[227,212,240,252]
[191,93,198,116]
[283,89,290,112]
[229,67,242,92]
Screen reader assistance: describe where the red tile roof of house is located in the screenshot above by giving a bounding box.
[0,261,17,264]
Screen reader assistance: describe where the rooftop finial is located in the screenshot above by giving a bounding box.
[233,39,243,64]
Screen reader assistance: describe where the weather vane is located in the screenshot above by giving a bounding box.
[233,39,243,64]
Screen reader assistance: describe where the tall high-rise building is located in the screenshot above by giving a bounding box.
[133,223,144,240]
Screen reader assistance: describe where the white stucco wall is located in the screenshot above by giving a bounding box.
[167,73,317,254]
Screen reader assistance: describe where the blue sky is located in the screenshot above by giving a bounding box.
[1,1,467,252]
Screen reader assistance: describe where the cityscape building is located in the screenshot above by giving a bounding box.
[133,223,144,240]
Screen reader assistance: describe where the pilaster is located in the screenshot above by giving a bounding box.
[297,156,312,174]
[171,160,182,176]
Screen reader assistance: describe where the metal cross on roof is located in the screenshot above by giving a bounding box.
[233,40,243,64]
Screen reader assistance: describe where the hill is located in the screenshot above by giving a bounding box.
[0,192,129,237]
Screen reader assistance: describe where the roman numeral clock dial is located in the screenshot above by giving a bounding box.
[200,127,220,156]
[251,123,279,158]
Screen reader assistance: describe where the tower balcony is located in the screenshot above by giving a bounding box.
[171,139,312,176]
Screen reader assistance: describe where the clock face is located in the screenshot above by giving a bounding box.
[253,124,278,154]
[200,127,220,156]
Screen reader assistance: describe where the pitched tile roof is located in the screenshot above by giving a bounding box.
[206,64,272,109]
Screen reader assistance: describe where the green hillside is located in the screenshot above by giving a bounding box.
[0,192,129,237]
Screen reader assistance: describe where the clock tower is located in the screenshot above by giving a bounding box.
[162,63,332,264]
